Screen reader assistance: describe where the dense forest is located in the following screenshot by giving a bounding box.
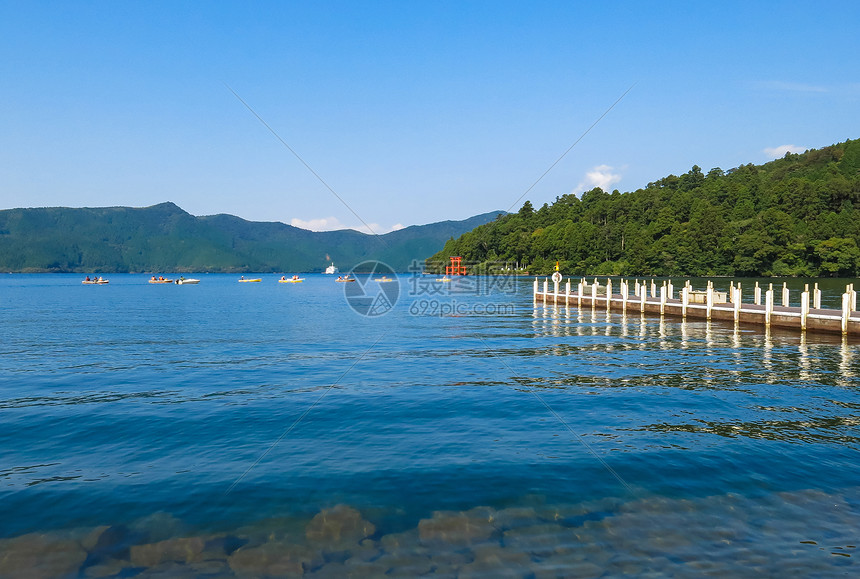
[428,138,860,277]
[0,203,502,273]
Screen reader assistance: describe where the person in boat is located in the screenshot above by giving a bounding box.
[85,276,91,282]
[240,276,245,280]
[292,275,299,280]
[151,276,156,281]
[280,276,286,281]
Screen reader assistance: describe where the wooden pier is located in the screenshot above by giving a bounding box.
[534,277,860,337]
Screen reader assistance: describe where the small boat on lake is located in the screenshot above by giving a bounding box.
[175,277,200,285]
[374,276,396,283]
[82,276,109,285]
[238,277,262,283]
[336,275,356,282]
[279,275,305,283]
[149,276,173,284]
[325,262,338,274]
[435,276,452,282]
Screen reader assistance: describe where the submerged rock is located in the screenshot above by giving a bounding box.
[305,505,376,550]
[129,536,206,567]
[503,523,572,557]
[418,510,498,548]
[228,541,322,577]
[0,532,87,579]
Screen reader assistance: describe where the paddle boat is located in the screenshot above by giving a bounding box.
[149,276,173,284]
[279,275,305,283]
[374,276,396,283]
[435,276,452,282]
[238,276,262,283]
[335,275,356,282]
[82,276,109,285]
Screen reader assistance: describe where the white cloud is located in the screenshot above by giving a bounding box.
[291,216,405,234]
[290,216,347,231]
[763,144,806,159]
[575,164,622,194]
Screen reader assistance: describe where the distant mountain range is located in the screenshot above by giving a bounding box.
[0,202,504,273]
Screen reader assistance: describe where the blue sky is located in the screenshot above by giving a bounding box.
[2,1,858,233]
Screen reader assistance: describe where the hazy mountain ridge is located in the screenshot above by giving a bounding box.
[0,203,504,273]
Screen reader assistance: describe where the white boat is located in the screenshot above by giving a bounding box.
[175,278,200,285]
[324,262,338,274]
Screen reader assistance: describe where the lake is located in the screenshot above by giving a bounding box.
[1,273,858,577]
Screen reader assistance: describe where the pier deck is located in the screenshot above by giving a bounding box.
[534,278,860,337]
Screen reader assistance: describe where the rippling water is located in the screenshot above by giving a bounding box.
[1,273,858,577]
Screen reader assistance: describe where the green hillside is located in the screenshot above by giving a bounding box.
[0,203,503,273]
[428,138,860,277]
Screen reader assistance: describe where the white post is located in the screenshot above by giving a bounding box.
[640,283,646,313]
[706,283,714,320]
[591,279,598,307]
[651,280,657,298]
[606,279,613,310]
[729,281,735,303]
[667,280,674,300]
[634,279,640,297]
[578,279,584,307]
[553,277,560,301]
[622,280,628,312]
[543,278,548,296]
[734,284,741,323]
[814,283,821,310]
[765,288,774,326]
[842,292,851,335]
[534,277,539,299]
[565,278,571,296]
[850,283,857,312]
[782,282,789,308]
[754,282,761,306]
[660,282,666,315]
[801,284,809,330]
[682,285,689,317]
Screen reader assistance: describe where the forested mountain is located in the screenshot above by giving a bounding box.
[428,138,860,277]
[0,203,503,273]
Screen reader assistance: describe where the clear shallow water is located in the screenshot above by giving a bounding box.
[1,273,859,577]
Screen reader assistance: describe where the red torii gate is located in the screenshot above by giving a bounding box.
[446,256,467,276]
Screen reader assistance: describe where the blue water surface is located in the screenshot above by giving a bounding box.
[1,273,859,576]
